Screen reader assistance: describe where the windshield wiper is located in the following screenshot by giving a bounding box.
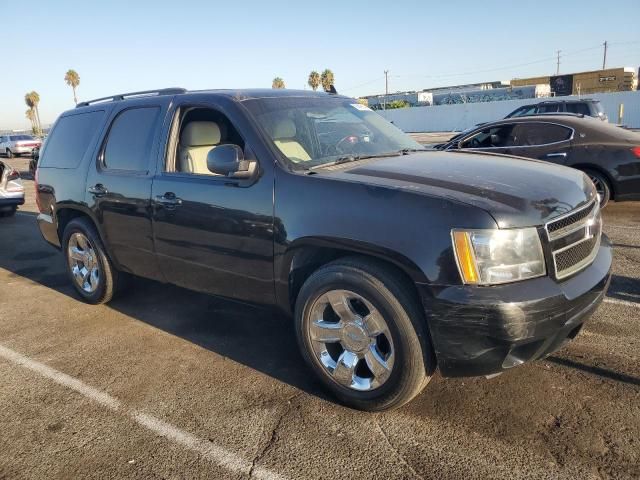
[308,152,402,171]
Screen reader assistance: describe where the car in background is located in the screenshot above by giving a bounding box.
[505,99,607,121]
[437,114,640,207]
[29,144,42,178]
[0,134,42,158]
[0,160,25,217]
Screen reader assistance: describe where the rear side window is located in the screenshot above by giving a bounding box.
[102,107,160,172]
[566,103,590,115]
[39,111,104,169]
[512,123,572,146]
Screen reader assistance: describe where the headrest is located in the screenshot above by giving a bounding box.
[273,118,296,139]
[181,121,221,147]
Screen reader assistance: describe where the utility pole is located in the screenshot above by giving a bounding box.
[556,50,561,75]
[602,41,608,70]
[383,70,389,110]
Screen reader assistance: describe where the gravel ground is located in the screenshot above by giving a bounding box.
[0,156,638,479]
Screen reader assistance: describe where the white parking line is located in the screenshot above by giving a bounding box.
[604,298,640,308]
[0,343,287,480]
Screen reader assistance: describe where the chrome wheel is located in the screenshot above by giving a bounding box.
[307,290,395,391]
[67,232,100,293]
[588,173,605,204]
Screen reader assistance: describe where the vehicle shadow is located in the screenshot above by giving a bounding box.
[607,274,640,304]
[0,213,330,401]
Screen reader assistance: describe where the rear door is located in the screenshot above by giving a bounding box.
[85,97,171,280]
[507,121,574,163]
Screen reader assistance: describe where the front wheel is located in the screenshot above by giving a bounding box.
[584,169,611,208]
[295,257,434,411]
[5,149,12,159]
[62,217,120,304]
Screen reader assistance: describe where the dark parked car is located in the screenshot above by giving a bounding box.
[29,145,41,178]
[437,114,640,207]
[36,88,611,411]
[505,99,607,121]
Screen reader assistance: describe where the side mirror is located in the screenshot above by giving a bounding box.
[207,144,256,179]
[456,140,464,149]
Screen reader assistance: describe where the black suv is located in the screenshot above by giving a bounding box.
[506,99,607,121]
[36,88,612,411]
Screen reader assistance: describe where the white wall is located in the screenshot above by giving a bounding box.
[378,91,640,132]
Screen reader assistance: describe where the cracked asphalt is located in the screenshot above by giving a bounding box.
[0,157,639,479]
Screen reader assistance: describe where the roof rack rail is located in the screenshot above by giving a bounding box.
[76,88,187,108]
[518,112,585,118]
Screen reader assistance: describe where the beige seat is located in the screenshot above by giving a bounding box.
[178,121,221,174]
[272,119,311,163]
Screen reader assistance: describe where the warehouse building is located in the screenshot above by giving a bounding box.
[511,67,637,95]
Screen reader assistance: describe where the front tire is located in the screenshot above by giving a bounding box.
[5,149,12,159]
[62,217,119,304]
[295,257,434,411]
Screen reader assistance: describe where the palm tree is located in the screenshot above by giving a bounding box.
[307,71,320,91]
[25,108,36,134]
[24,92,42,135]
[320,69,334,92]
[272,77,285,89]
[64,69,80,104]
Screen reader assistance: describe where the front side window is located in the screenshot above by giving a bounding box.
[242,97,424,169]
[103,107,160,172]
[460,124,516,149]
[566,103,590,115]
[510,123,572,146]
[537,103,561,113]
[507,105,537,118]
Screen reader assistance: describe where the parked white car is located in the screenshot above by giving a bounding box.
[0,160,25,216]
[0,134,42,158]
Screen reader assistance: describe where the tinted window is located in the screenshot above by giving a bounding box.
[507,105,537,118]
[566,103,591,115]
[39,111,105,169]
[103,107,160,172]
[537,103,561,113]
[511,123,572,146]
[460,124,517,148]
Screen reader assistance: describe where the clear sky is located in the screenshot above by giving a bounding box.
[2,0,639,130]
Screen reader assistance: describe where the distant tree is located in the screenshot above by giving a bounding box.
[386,100,410,109]
[24,92,42,135]
[320,69,334,92]
[272,77,285,89]
[64,69,80,104]
[307,71,320,91]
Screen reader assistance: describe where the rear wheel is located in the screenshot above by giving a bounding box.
[295,257,433,411]
[584,169,610,208]
[62,217,119,304]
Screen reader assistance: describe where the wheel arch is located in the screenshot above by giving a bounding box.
[278,236,429,315]
[570,163,616,199]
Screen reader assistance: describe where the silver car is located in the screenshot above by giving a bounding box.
[0,160,25,216]
[0,134,42,158]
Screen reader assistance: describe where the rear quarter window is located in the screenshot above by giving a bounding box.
[39,111,105,168]
[102,107,160,172]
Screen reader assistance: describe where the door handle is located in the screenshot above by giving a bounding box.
[155,192,183,208]
[87,184,108,197]
[545,152,567,158]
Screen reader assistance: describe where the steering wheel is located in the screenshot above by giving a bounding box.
[335,134,360,154]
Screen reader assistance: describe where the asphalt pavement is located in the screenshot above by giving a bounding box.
[0,157,638,479]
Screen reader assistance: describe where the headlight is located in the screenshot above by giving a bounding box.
[452,228,546,285]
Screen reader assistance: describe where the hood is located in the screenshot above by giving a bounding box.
[323,151,596,228]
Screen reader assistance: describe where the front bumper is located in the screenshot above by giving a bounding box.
[420,234,612,377]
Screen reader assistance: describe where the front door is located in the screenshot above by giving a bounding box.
[85,99,169,280]
[151,101,275,305]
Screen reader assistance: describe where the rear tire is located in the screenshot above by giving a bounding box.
[584,169,610,208]
[62,217,119,304]
[294,257,434,411]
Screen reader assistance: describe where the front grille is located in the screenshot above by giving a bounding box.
[545,200,601,280]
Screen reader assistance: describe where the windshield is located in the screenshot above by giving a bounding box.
[242,97,425,169]
[10,135,35,141]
